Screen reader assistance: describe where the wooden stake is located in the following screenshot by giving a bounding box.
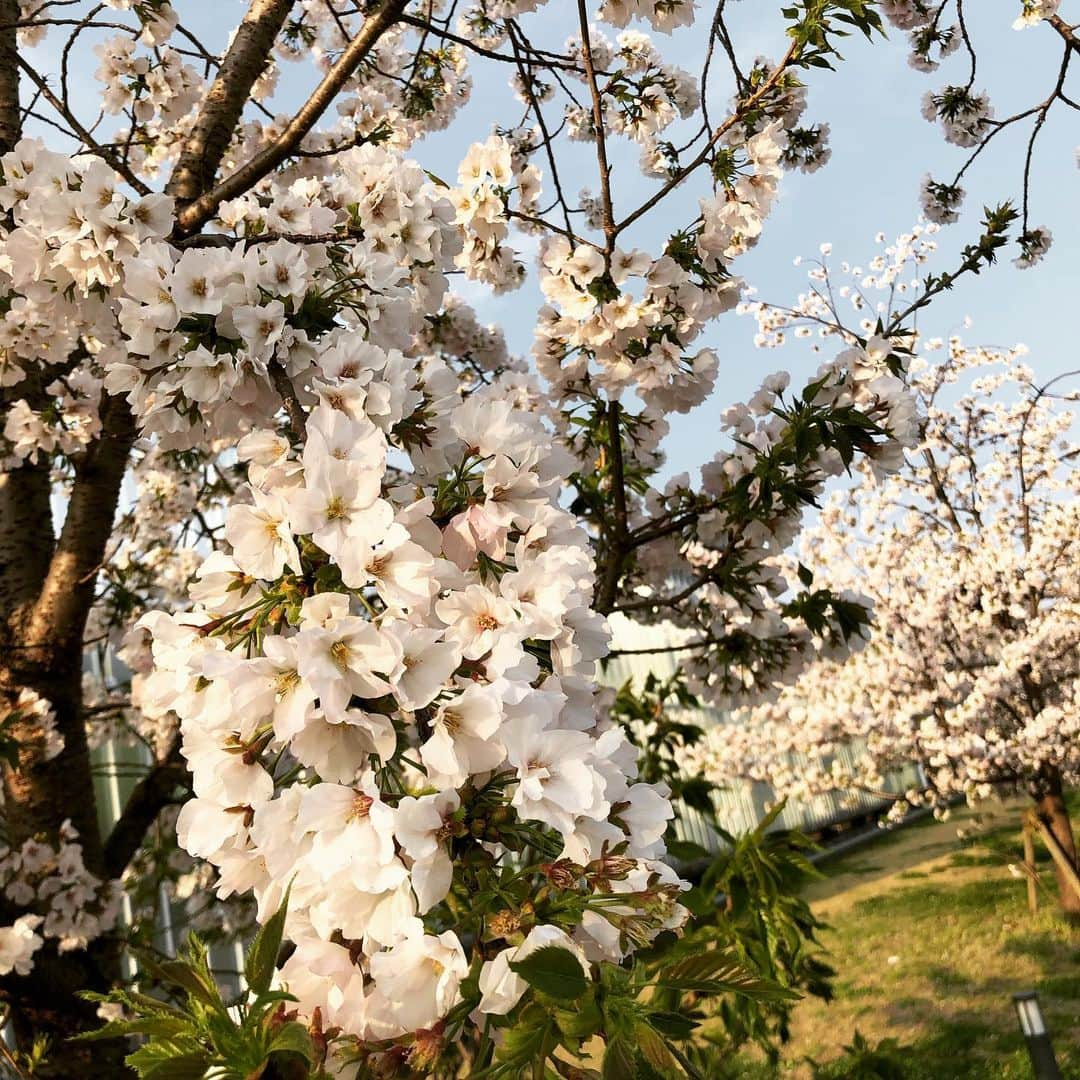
[1023,815,1039,914]
[1033,812,1080,903]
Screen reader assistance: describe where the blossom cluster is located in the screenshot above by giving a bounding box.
[564,28,699,153]
[128,143,686,1045]
[449,136,527,292]
[1013,0,1061,29]
[596,0,696,33]
[532,119,790,415]
[0,141,172,445]
[590,228,926,710]
[883,0,1065,264]
[74,2,476,179]
[0,821,121,961]
[0,1,1072,1075]
[1014,225,1054,268]
[2,688,64,764]
[742,224,942,350]
[0,139,460,457]
[920,85,994,149]
[641,332,918,709]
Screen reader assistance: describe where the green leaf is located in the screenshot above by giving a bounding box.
[76,1017,192,1042]
[510,945,588,1001]
[125,1043,210,1080]
[665,839,711,863]
[553,996,603,1040]
[678,777,715,814]
[492,1004,554,1071]
[245,888,291,995]
[138,955,221,1010]
[656,975,797,1000]
[267,1021,315,1061]
[635,1022,685,1078]
[646,1011,699,1041]
[656,951,797,1001]
[602,1037,637,1080]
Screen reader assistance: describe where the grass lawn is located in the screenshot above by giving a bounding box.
[728,797,1080,1078]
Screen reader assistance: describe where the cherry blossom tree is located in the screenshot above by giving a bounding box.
[693,340,1080,915]
[0,0,1073,1075]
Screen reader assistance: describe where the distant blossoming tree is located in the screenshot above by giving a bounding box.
[695,342,1080,914]
[0,0,1075,1075]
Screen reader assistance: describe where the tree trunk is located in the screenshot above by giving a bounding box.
[0,652,128,1075]
[0,0,128,1066]
[1035,770,1080,921]
[1,658,103,859]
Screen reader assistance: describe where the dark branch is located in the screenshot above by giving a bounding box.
[103,740,189,879]
[167,0,297,203]
[173,0,409,237]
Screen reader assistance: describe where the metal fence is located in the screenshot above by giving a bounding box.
[91,736,248,989]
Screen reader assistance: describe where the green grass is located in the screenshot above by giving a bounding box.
[726,798,1080,1079]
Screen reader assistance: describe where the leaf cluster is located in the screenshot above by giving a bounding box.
[784,1,885,70]
[472,944,794,1080]
[79,895,324,1080]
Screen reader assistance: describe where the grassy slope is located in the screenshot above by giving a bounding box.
[734,798,1080,1079]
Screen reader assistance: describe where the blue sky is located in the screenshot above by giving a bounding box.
[31,3,1080,480]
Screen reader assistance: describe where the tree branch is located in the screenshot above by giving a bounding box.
[268,356,308,442]
[594,401,629,615]
[0,0,20,154]
[575,0,615,250]
[173,0,409,237]
[23,0,301,651]
[26,392,135,652]
[0,4,53,636]
[614,38,800,238]
[13,53,151,196]
[103,738,189,879]
[1049,13,1080,53]
[166,0,297,203]
[400,12,582,71]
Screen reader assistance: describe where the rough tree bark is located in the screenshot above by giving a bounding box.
[167,0,298,206]
[0,0,123,1070]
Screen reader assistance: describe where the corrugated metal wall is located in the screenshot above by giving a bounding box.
[92,737,246,985]
[603,614,922,853]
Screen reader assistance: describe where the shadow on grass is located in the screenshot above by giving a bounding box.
[846,877,1009,921]
[781,872,1080,1077]
[807,795,1080,906]
[808,836,980,904]
[723,994,1080,1079]
[758,795,1080,1077]
[1003,931,1080,968]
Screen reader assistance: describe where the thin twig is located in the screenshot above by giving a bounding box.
[268,356,308,442]
[13,55,151,193]
[575,0,616,251]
